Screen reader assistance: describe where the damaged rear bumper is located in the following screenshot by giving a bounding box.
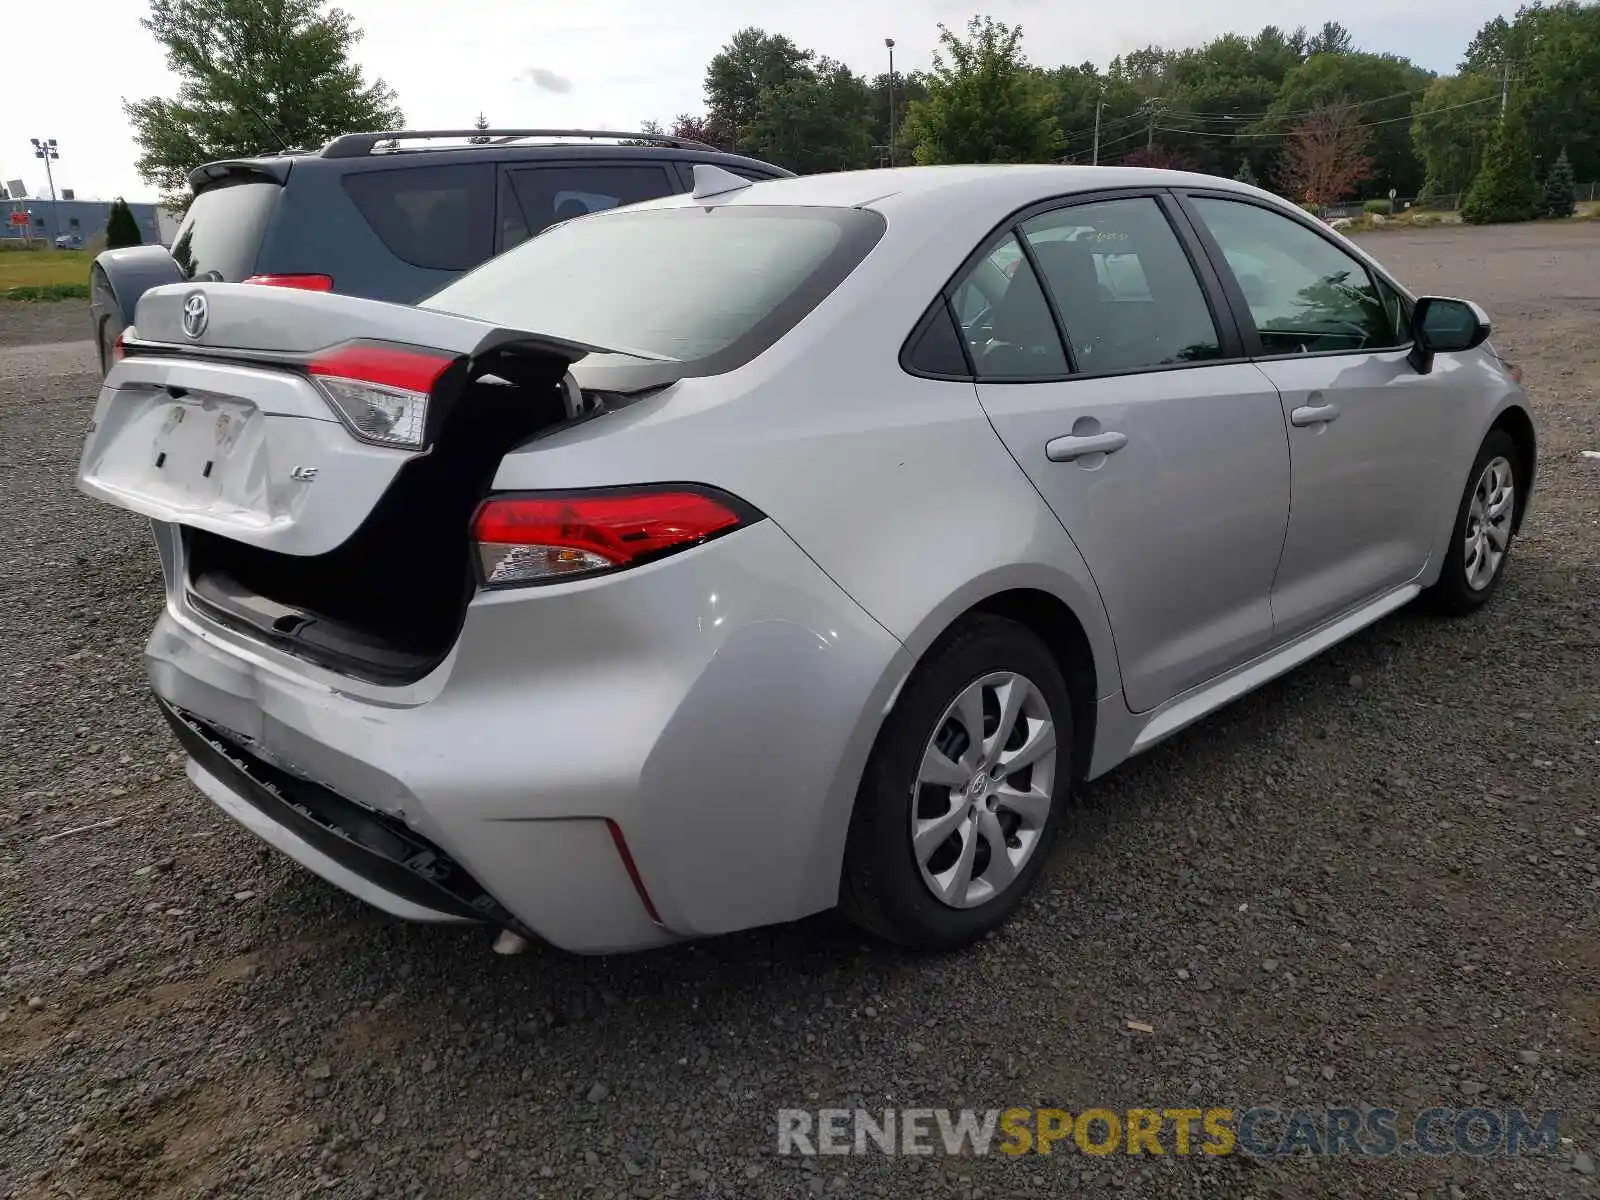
[159,697,519,930]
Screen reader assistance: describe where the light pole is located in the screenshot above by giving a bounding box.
[885,38,896,168]
[30,137,59,245]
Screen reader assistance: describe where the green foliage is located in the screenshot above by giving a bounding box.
[125,0,402,209]
[1462,105,1542,223]
[469,112,491,144]
[1363,198,1392,214]
[743,59,877,173]
[705,28,815,153]
[105,199,142,249]
[1463,2,1600,183]
[1234,157,1260,186]
[4,283,90,302]
[1258,52,1434,196]
[1411,73,1499,198]
[903,17,1062,165]
[1544,146,1577,216]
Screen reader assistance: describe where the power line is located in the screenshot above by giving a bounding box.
[1153,93,1499,140]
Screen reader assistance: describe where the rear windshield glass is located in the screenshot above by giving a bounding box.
[421,205,885,374]
[170,179,281,281]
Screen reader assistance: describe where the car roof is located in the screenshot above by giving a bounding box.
[187,136,791,193]
[646,164,1272,215]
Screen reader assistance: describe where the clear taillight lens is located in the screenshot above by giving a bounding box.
[307,341,454,449]
[472,487,760,588]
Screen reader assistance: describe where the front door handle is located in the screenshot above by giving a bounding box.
[1045,431,1128,462]
[1289,401,1341,427]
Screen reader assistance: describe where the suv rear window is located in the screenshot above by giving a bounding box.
[170,178,281,281]
[341,163,495,272]
[422,205,885,375]
[501,164,679,250]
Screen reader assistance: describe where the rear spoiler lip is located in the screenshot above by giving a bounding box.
[186,158,294,193]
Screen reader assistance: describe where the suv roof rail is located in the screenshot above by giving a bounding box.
[321,128,717,158]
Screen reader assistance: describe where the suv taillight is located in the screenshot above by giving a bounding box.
[307,340,454,449]
[472,486,761,588]
[243,273,335,291]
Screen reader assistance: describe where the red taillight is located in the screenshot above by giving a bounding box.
[306,340,455,448]
[472,486,759,587]
[111,331,126,363]
[243,273,335,291]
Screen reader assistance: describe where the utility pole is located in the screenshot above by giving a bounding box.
[1092,85,1105,165]
[1499,59,1510,119]
[29,137,59,246]
[885,38,897,168]
[1139,99,1162,152]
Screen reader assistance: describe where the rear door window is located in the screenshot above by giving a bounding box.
[340,163,495,272]
[501,164,679,250]
[169,178,282,281]
[1020,198,1222,374]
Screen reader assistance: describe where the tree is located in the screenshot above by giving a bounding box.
[1277,100,1374,206]
[470,112,491,144]
[742,58,876,173]
[125,0,402,209]
[668,112,734,150]
[1235,156,1260,185]
[868,69,930,164]
[705,28,814,153]
[1463,2,1600,183]
[1411,73,1499,199]
[1543,146,1576,216]
[1304,20,1355,56]
[105,199,142,249]
[902,17,1061,165]
[1121,144,1194,170]
[1259,51,1433,196]
[1461,103,1542,223]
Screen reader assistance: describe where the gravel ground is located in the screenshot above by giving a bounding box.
[2,224,1598,1200]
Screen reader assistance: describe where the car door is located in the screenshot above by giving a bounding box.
[1178,193,1446,642]
[496,161,683,253]
[963,192,1292,713]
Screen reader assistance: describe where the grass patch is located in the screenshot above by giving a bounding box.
[4,282,89,301]
[0,248,93,289]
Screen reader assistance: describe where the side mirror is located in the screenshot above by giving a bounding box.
[1409,295,1491,374]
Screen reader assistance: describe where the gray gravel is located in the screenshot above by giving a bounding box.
[3,225,1599,1200]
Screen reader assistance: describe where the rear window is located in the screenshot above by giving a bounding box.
[170,179,281,281]
[501,164,679,250]
[421,205,885,374]
[341,163,495,272]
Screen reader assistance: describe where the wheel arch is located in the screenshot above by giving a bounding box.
[963,589,1100,786]
[1488,403,1537,533]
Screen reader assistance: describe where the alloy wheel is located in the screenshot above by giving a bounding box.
[1463,455,1515,592]
[911,671,1057,909]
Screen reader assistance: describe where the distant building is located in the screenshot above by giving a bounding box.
[1,197,168,247]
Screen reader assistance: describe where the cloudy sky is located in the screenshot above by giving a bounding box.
[2,0,1509,202]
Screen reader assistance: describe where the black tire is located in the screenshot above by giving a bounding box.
[1426,429,1522,616]
[838,615,1074,950]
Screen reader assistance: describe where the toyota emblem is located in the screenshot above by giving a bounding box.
[181,292,209,339]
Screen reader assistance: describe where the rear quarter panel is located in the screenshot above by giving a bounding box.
[486,198,1124,702]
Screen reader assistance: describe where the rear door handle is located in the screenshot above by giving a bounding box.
[1289,401,1341,427]
[1045,431,1128,462]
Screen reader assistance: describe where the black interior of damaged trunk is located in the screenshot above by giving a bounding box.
[187,356,575,682]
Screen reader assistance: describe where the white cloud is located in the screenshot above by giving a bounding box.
[514,67,575,94]
[0,0,1506,202]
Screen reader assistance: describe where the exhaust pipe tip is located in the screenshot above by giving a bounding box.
[492,929,531,956]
